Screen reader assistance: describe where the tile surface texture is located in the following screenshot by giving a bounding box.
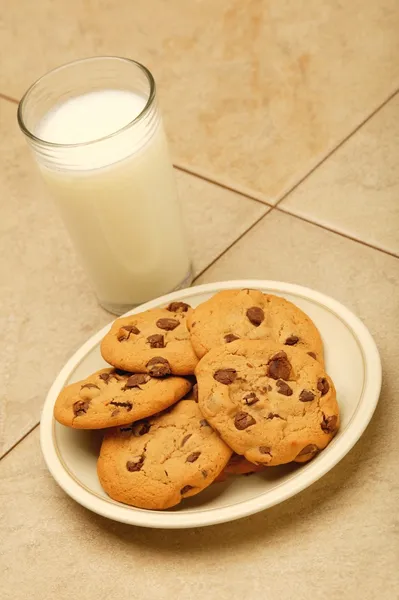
[281,93,399,255]
[1,1,399,200]
[0,99,265,457]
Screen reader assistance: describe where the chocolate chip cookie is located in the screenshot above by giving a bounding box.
[187,289,324,365]
[54,368,191,429]
[97,400,232,510]
[101,303,198,376]
[196,340,339,466]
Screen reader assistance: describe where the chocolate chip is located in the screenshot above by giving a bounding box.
[191,321,196,328]
[234,411,256,430]
[267,412,281,419]
[124,325,140,334]
[181,485,194,495]
[246,306,264,326]
[164,470,169,477]
[167,301,190,313]
[321,414,338,433]
[73,400,90,416]
[213,368,237,385]
[299,389,315,402]
[147,334,165,348]
[243,392,259,406]
[80,383,100,390]
[307,352,317,360]
[297,444,319,458]
[181,433,192,446]
[201,470,208,478]
[146,356,171,377]
[285,335,299,346]
[133,421,151,436]
[259,446,271,455]
[317,378,330,396]
[224,333,239,343]
[200,419,209,427]
[117,325,140,341]
[156,318,179,331]
[99,373,111,382]
[124,374,151,388]
[267,351,291,380]
[109,401,132,411]
[276,380,293,396]
[126,456,145,472]
[192,383,198,402]
[186,451,201,463]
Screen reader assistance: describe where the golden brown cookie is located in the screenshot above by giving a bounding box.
[217,454,267,481]
[187,289,324,365]
[54,368,191,429]
[101,303,198,376]
[97,400,232,510]
[196,340,339,466]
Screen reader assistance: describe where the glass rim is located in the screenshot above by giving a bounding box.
[17,56,157,149]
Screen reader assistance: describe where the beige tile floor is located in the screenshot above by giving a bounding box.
[1,1,399,598]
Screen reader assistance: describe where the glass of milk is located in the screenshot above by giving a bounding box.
[17,57,192,315]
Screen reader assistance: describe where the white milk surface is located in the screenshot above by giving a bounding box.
[35,90,190,308]
[37,90,147,144]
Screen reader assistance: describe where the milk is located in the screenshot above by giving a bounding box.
[34,90,191,312]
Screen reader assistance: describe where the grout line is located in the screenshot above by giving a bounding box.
[0,422,40,461]
[273,86,399,209]
[276,206,399,260]
[173,163,273,207]
[194,198,398,286]
[0,92,19,104]
[193,206,273,282]
[177,86,399,211]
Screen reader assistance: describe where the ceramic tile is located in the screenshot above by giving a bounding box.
[280,94,399,255]
[1,1,399,201]
[0,99,264,457]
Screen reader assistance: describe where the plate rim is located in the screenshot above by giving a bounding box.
[40,279,382,528]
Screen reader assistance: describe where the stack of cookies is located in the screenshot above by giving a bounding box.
[54,289,340,510]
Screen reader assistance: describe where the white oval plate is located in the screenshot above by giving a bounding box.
[40,280,381,528]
